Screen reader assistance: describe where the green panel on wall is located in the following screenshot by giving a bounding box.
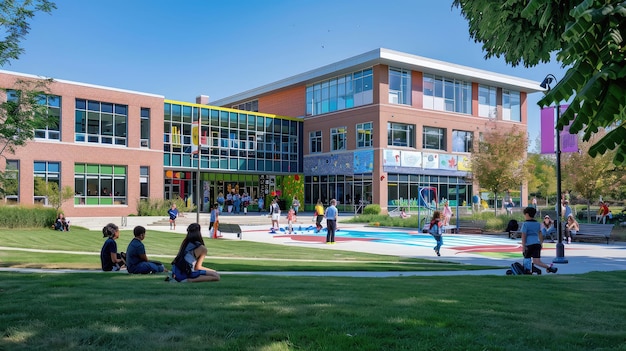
[87,164,99,173]
[114,166,126,175]
[74,164,85,173]
[101,165,113,174]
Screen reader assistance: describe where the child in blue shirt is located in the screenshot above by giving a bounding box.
[521,207,558,273]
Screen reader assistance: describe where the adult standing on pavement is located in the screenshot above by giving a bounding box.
[270,198,281,230]
[314,199,325,232]
[325,199,338,244]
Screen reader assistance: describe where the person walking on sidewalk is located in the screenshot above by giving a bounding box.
[324,199,338,244]
[521,206,558,273]
[314,199,325,232]
[168,203,181,230]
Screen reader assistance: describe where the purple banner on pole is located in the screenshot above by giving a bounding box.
[541,107,555,154]
[561,125,578,153]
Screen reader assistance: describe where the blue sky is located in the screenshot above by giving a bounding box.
[6,0,565,150]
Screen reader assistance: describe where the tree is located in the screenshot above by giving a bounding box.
[0,78,53,157]
[526,153,557,205]
[562,130,622,219]
[1,0,56,66]
[470,125,528,215]
[453,0,626,165]
[34,177,74,211]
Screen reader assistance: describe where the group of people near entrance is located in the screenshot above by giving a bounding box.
[100,222,220,283]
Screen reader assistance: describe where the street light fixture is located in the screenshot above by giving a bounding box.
[540,74,568,264]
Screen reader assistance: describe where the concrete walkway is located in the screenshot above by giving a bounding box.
[11,213,626,277]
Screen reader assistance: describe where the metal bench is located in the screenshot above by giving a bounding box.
[217,223,243,239]
[574,223,613,244]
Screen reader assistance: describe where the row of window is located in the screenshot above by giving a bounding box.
[304,67,521,119]
[4,160,150,205]
[309,123,474,153]
[7,91,153,147]
[305,68,374,116]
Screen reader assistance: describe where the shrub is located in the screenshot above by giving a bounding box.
[0,204,56,228]
[363,204,381,215]
[137,197,194,216]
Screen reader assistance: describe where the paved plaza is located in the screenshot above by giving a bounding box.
[57,212,626,277]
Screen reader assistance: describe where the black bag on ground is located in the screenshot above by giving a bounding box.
[506,261,542,275]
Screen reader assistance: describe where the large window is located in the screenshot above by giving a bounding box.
[140,107,150,148]
[387,123,415,148]
[478,85,497,118]
[7,90,61,140]
[75,99,128,146]
[356,122,373,148]
[331,127,347,151]
[164,103,302,173]
[74,164,127,205]
[423,126,446,150]
[452,130,473,152]
[388,67,411,105]
[503,90,521,122]
[33,161,60,204]
[423,74,471,114]
[4,160,19,203]
[306,68,373,116]
[310,130,322,153]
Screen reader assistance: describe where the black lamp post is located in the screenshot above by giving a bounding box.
[540,74,568,264]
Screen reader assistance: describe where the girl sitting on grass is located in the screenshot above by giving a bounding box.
[170,223,220,283]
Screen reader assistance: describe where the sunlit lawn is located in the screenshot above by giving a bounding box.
[2,227,626,350]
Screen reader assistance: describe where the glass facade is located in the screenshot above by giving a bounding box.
[387,174,472,209]
[164,102,302,174]
[305,68,373,115]
[305,174,373,211]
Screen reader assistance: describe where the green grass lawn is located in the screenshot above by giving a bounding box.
[1,271,625,350]
[2,227,626,350]
[0,227,495,271]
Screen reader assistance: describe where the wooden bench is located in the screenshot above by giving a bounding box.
[574,223,613,244]
[217,223,243,239]
[450,219,487,234]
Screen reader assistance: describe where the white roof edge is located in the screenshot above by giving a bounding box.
[211,48,542,106]
[0,69,164,98]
